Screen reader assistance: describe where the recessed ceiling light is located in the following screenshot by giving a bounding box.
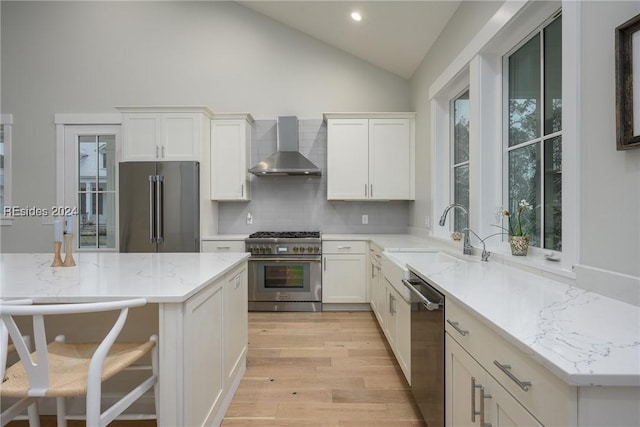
[350,12,362,22]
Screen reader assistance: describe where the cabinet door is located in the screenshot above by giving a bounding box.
[446,334,488,427]
[211,119,250,200]
[122,113,159,161]
[224,265,248,387]
[327,119,369,200]
[382,279,398,349]
[487,376,543,427]
[369,118,413,200]
[395,292,411,383]
[184,281,224,427]
[322,254,367,303]
[162,113,201,161]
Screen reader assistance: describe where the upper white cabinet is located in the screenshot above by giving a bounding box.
[210,113,253,201]
[117,106,213,162]
[324,113,415,200]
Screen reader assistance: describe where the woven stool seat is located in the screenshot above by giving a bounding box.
[1,340,156,397]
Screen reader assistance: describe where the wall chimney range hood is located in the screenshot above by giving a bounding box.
[248,116,322,176]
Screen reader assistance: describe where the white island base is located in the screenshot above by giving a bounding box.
[0,252,250,427]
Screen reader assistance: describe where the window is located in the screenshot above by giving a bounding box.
[452,89,470,231]
[78,135,117,249]
[504,14,562,251]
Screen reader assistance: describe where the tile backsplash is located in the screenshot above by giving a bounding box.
[217,119,409,234]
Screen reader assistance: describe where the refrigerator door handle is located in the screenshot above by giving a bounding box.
[148,175,156,244]
[156,175,164,244]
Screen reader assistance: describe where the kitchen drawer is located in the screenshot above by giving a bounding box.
[202,240,245,253]
[446,299,571,427]
[323,241,367,254]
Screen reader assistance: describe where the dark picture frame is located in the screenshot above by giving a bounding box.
[616,13,640,150]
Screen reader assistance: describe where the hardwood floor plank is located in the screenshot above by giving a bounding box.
[223,311,426,427]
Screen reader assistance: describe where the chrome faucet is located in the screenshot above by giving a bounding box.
[463,228,491,261]
[439,204,472,255]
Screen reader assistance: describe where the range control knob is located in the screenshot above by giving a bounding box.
[293,246,299,253]
[267,247,272,254]
[314,247,320,253]
[307,247,313,253]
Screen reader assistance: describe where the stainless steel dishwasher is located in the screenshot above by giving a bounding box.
[403,271,445,427]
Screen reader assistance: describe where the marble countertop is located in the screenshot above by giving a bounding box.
[405,257,640,387]
[0,252,249,303]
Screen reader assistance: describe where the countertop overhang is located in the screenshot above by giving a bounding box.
[0,252,250,303]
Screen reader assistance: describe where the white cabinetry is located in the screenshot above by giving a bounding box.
[175,261,248,427]
[201,240,246,253]
[445,299,569,427]
[324,113,415,200]
[369,243,384,324]
[117,106,213,162]
[380,274,410,383]
[322,241,367,304]
[224,263,248,388]
[210,114,253,201]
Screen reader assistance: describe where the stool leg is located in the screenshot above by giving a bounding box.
[56,397,67,427]
[27,401,40,427]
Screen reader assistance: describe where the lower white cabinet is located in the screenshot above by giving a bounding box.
[446,334,542,427]
[369,245,384,324]
[381,277,410,383]
[322,241,367,303]
[201,240,245,253]
[184,277,225,427]
[224,263,248,387]
[180,261,248,427]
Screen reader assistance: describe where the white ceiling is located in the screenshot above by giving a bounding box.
[238,1,462,79]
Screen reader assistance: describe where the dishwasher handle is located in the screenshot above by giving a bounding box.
[402,278,443,311]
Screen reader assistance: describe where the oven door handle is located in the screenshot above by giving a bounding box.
[249,256,322,262]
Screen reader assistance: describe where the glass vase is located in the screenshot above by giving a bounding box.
[509,235,529,256]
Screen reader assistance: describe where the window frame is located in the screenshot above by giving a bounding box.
[451,87,470,232]
[502,12,563,252]
[0,114,13,226]
[428,0,578,276]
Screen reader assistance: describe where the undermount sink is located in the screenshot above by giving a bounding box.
[381,250,464,303]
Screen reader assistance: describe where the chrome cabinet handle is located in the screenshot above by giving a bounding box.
[161,145,165,158]
[446,320,469,336]
[471,377,492,426]
[216,246,231,250]
[337,246,351,249]
[155,145,160,159]
[370,184,373,198]
[493,361,531,391]
[371,264,376,279]
[365,184,368,197]
[323,257,326,271]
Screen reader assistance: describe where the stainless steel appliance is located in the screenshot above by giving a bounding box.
[403,271,445,427]
[119,161,199,252]
[246,231,322,311]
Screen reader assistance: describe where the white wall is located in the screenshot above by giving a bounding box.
[409,1,504,235]
[0,1,410,252]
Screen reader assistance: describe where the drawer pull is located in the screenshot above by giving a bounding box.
[337,246,352,250]
[216,246,231,250]
[493,360,532,391]
[446,320,469,336]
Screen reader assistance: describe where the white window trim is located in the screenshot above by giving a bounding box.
[429,0,578,278]
[0,114,14,226]
[55,114,122,251]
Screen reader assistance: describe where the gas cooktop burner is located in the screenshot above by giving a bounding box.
[248,231,321,239]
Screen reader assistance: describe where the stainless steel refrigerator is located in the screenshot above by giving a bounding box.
[119,161,200,252]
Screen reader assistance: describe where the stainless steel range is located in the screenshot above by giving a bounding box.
[246,231,322,312]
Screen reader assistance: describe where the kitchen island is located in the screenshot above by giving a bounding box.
[0,252,250,427]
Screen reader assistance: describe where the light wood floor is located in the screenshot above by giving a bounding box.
[7,311,425,427]
[221,311,426,427]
